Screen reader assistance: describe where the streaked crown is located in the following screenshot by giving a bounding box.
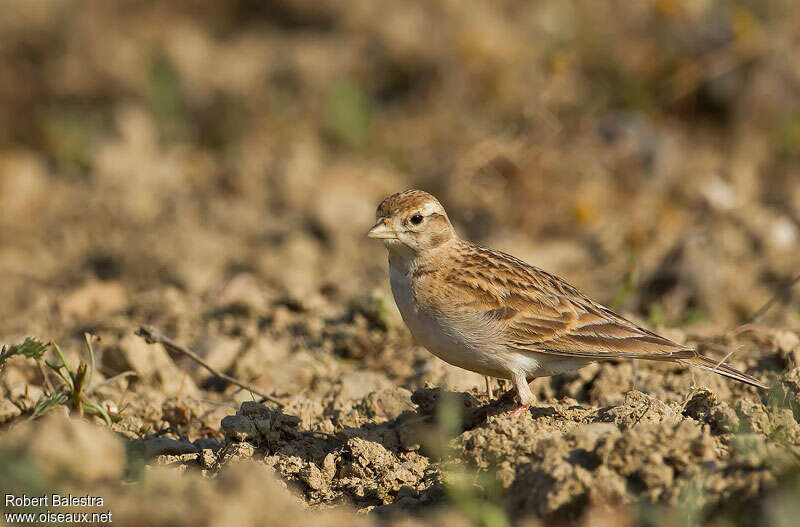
[376,189,447,220]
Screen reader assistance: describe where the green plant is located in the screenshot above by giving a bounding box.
[323,77,372,148]
[146,54,189,143]
[1,334,126,425]
[0,337,48,370]
[681,308,708,325]
[435,393,510,527]
[33,334,116,424]
[648,303,665,327]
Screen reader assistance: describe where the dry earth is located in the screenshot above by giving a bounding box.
[2,1,800,526]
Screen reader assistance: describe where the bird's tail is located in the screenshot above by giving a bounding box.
[681,355,768,389]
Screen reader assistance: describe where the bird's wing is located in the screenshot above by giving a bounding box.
[443,244,695,361]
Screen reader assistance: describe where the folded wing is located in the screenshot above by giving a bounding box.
[444,244,695,361]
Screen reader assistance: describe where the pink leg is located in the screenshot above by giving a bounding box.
[509,404,529,417]
[485,376,494,399]
[509,372,535,417]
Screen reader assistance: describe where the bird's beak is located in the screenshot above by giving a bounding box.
[367,219,397,239]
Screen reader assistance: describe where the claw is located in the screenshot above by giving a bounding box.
[509,404,529,417]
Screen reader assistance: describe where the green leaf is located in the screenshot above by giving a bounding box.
[12,337,49,359]
[1,337,48,368]
[647,303,665,327]
[84,401,112,426]
[51,343,75,385]
[45,359,73,389]
[30,391,69,420]
[84,333,96,389]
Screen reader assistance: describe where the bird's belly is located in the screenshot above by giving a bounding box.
[390,272,515,378]
[390,269,592,379]
[404,313,591,379]
[401,312,591,379]
[406,314,511,377]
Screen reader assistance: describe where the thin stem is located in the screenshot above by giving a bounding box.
[84,401,112,426]
[84,333,96,389]
[135,326,284,407]
[71,363,88,417]
[89,371,136,393]
[45,359,73,390]
[52,343,75,385]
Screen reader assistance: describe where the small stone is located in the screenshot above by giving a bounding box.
[203,337,243,373]
[397,424,420,452]
[709,404,739,434]
[199,448,217,470]
[301,463,324,490]
[736,399,771,434]
[0,398,21,424]
[221,414,259,442]
[253,417,273,436]
[322,453,337,480]
[215,273,266,314]
[776,331,800,365]
[227,441,255,459]
[162,400,192,426]
[138,437,198,459]
[114,334,198,397]
[155,453,198,466]
[683,389,717,421]
[396,485,417,500]
[193,438,223,451]
[239,400,271,418]
[776,330,800,349]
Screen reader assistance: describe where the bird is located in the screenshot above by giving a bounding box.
[367,189,767,416]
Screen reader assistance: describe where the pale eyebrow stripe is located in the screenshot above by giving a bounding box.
[418,201,439,215]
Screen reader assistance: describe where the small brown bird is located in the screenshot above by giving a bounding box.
[368,189,767,416]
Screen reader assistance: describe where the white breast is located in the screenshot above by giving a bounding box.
[389,264,516,379]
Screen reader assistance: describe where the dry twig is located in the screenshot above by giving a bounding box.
[135,326,284,407]
[744,273,800,325]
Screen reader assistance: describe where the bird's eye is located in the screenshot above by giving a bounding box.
[410,214,423,225]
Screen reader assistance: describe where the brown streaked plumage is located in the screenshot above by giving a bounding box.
[368,189,767,415]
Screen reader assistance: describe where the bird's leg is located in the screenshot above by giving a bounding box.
[484,376,494,399]
[509,372,535,417]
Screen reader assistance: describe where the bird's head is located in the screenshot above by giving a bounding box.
[368,189,456,257]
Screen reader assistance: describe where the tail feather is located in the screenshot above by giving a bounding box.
[682,355,768,389]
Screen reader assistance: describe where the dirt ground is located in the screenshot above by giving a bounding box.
[2,1,800,526]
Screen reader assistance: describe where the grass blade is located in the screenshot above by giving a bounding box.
[89,371,135,393]
[84,401,112,426]
[84,333,96,389]
[45,359,73,389]
[52,343,75,384]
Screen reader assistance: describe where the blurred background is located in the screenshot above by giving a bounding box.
[1,0,800,336]
[2,1,800,525]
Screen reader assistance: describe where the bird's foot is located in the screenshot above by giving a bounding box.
[509,404,530,417]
